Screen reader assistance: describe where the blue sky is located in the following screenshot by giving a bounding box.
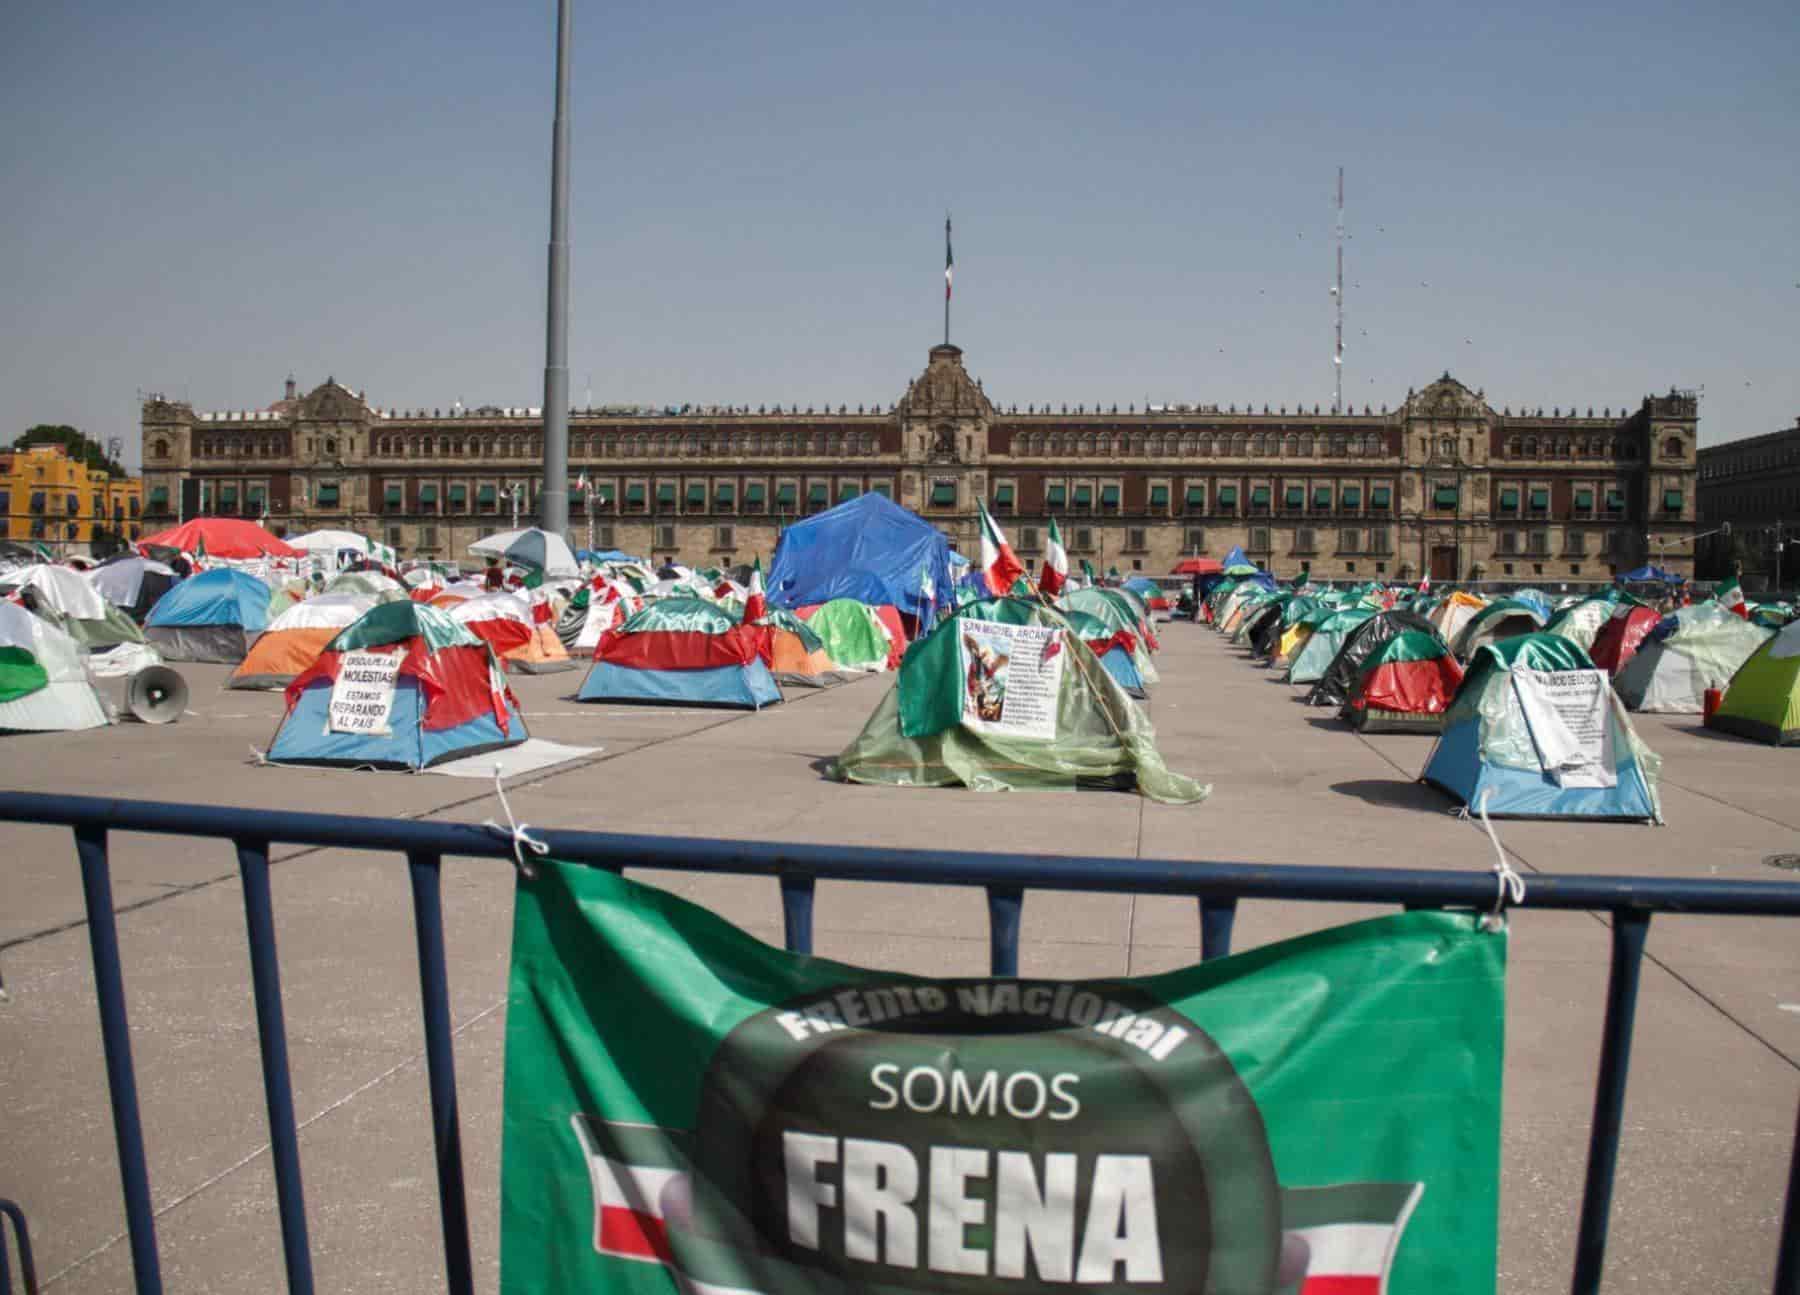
[4,0,1795,469]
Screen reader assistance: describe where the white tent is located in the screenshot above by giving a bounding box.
[1615,605,1775,713]
[286,529,373,574]
[468,528,580,578]
[0,600,110,732]
[0,563,110,620]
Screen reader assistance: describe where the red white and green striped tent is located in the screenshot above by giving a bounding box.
[1343,630,1465,733]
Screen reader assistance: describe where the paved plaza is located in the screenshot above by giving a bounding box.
[1,623,1795,1292]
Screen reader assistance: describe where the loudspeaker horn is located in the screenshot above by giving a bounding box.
[123,665,188,725]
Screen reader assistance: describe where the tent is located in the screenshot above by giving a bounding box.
[830,597,1207,802]
[143,568,273,663]
[138,518,304,561]
[763,612,848,688]
[767,493,956,631]
[1703,619,1800,745]
[1617,565,1683,584]
[92,555,178,623]
[449,592,575,674]
[266,601,528,769]
[324,570,408,602]
[795,599,901,672]
[230,594,375,689]
[0,600,110,733]
[1305,609,1442,707]
[577,598,782,709]
[0,563,151,664]
[1122,576,1173,621]
[1428,591,1487,648]
[1421,634,1662,821]
[1588,604,1665,675]
[1449,598,1546,659]
[1613,604,1773,713]
[1061,607,1148,698]
[1063,587,1160,685]
[287,529,375,573]
[1342,631,1464,733]
[468,527,581,578]
[1286,606,1376,684]
[1544,592,1632,653]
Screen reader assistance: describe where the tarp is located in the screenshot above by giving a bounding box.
[0,564,109,620]
[1705,619,1800,745]
[767,494,956,630]
[1170,556,1223,575]
[144,568,272,631]
[499,869,1503,1295]
[138,518,304,560]
[1617,565,1683,583]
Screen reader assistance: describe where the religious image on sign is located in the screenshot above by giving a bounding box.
[957,618,1062,741]
[326,648,403,736]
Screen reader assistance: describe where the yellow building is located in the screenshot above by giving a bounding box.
[0,443,145,554]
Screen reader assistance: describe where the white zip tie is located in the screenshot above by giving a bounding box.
[483,762,548,880]
[1474,788,1525,931]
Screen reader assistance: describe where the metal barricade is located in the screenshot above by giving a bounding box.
[0,789,1796,1295]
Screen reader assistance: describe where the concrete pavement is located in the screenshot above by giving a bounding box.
[0,623,1795,1292]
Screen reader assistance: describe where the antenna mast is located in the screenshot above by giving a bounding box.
[1333,166,1344,414]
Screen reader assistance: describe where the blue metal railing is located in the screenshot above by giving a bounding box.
[1,789,1796,1295]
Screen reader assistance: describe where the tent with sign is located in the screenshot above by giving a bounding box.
[1613,604,1774,713]
[0,599,111,733]
[1449,598,1545,659]
[1287,606,1377,684]
[1588,604,1666,675]
[830,597,1207,802]
[1704,620,1800,745]
[230,594,374,689]
[1421,634,1662,821]
[144,568,273,663]
[576,598,781,709]
[794,598,902,672]
[1342,631,1465,734]
[265,601,527,769]
[1305,609,1443,708]
[766,493,956,632]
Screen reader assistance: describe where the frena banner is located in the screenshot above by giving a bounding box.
[501,865,1505,1294]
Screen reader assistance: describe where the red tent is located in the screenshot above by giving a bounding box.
[138,518,304,560]
[1171,558,1223,576]
[1589,605,1663,675]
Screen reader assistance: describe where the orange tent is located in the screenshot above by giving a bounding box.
[229,594,373,690]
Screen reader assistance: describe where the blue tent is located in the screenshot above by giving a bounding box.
[577,548,645,564]
[768,493,956,629]
[145,568,272,663]
[1219,546,1277,591]
[1617,565,1684,583]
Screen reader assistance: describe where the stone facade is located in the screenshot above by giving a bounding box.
[1696,417,1800,583]
[141,350,1700,581]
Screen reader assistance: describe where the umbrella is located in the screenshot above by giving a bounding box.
[1171,558,1222,575]
[468,527,580,577]
[137,518,304,560]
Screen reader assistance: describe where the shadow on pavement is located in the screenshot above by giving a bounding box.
[1330,778,1446,814]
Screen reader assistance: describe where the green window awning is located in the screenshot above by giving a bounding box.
[1529,489,1549,511]
[656,483,676,504]
[930,483,956,506]
[1662,490,1683,511]
[1149,485,1169,506]
[567,489,584,507]
[1285,486,1304,507]
[1218,485,1238,506]
[1371,486,1391,508]
[1433,486,1458,507]
[419,484,438,504]
[872,482,891,498]
[1341,487,1361,508]
[1250,486,1271,505]
[1100,485,1120,506]
[1604,490,1623,511]
[1499,488,1519,509]
[776,483,797,505]
[1074,485,1093,506]
[687,483,706,505]
[1313,486,1331,507]
[384,485,402,505]
[247,487,264,504]
[317,484,341,506]
[625,483,646,503]
[595,484,614,504]
[744,483,765,504]
[715,483,735,503]
[476,484,496,505]
[1047,485,1067,507]
[1574,489,1593,509]
[808,482,828,504]
[149,487,169,503]
[449,484,468,504]
[220,486,238,504]
[995,483,1014,504]
[1184,485,1205,505]
[839,483,859,501]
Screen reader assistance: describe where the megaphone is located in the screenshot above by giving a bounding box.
[122,665,188,725]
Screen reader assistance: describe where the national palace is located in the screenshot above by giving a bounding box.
[140,344,1701,583]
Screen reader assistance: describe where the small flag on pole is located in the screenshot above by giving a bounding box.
[744,556,767,622]
[944,216,953,302]
[1039,516,1069,596]
[976,502,1024,596]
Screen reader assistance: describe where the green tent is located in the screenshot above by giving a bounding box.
[1062,587,1160,685]
[831,598,1207,803]
[803,599,894,672]
[1706,620,1800,745]
[1287,606,1377,684]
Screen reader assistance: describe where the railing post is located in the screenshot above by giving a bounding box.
[74,826,162,1295]
[779,875,815,955]
[1198,896,1239,961]
[234,839,314,1294]
[406,852,474,1295]
[0,1198,40,1295]
[1775,1097,1800,1295]
[986,886,1023,977]
[1571,909,1651,1295]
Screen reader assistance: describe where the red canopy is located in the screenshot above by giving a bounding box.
[138,518,304,559]
[1171,558,1223,576]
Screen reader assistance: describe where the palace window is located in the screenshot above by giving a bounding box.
[1432,485,1458,510]
[1047,483,1067,508]
[1073,484,1093,511]
[1018,526,1041,552]
[476,484,497,511]
[930,482,956,508]
[1499,487,1520,516]
[656,525,676,551]
[1528,488,1549,516]
[1247,526,1271,553]
[1183,484,1204,511]
[1216,485,1238,511]
[1249,485,1271,514]
[1338,529,1360,553]
[1370,485,1391,511]
[776,482,798,509]
[316,482,341,508]
[1341,486,1361,511]
[655,482,677,510]
[1312,485,1331,510]
[839,481,860,503]
[384,484,403,512]
[1528,530,1549,556]
[1184,528,1206,552]
[1100,484,1120,512]
[992,482,1014,513]
[715,526,735,551]
[1605,489,1625,515]
[686,482,706,510]
[419,484,439,510]
[1072,528,1094,552]
[1125,528,1147,552]
[1662,489,1683,514]
[742,482,765,512]
[1284,485,1305,511]
[807,482,829,511]
[449,484,468,511]
[1149,483,1169,510]
[871,481,892,499]
[1369,528,1391,555]
[715,482,735,511]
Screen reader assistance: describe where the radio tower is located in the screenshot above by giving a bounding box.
[1333,166,1345,414]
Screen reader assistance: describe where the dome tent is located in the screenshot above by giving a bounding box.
[1428,591,1488,648]
[1543,590,1636,654]
[763,611,847,688]
[0,599,110,733]
[1062,587,1160,686]
[91,554,177,623]
[1341,631,1464,734]
[1704,619,1800,745]
[767,493,956,632]
[450,592,576,674]
[1449,598,1546,659]
[1305,609,1441,708]
[830,598,1206,802]
[795,598,898,672]
[1613,604,1773,713]
[1061,607,1148,698]
[1421,634,1662,822]
[230,594,374,690]
[1286,606,1376,684]
[145,568,272,663]
[266,601,528,770]
[576,598,782,709]
[1589,604,1665,675]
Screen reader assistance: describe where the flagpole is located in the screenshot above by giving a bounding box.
[944,214,952,347]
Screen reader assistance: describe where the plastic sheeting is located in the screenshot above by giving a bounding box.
[1286,607,1376,684]
[831,598,1207,803]
[0,564,109,620]
[767,494,956,629]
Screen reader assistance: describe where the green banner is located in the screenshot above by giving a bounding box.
[501,864,1505,1294]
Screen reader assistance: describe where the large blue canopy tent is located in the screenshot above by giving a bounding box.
[767,493,957,630]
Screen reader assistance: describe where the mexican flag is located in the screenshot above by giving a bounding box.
[1081,558,1098,588]
[500,865,1505,1295]
[1038,517,1069,596]
[977,502,1024,596]
[1716,577,1748,619]
[743,557,767,623]
[1418,571,1432,594]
